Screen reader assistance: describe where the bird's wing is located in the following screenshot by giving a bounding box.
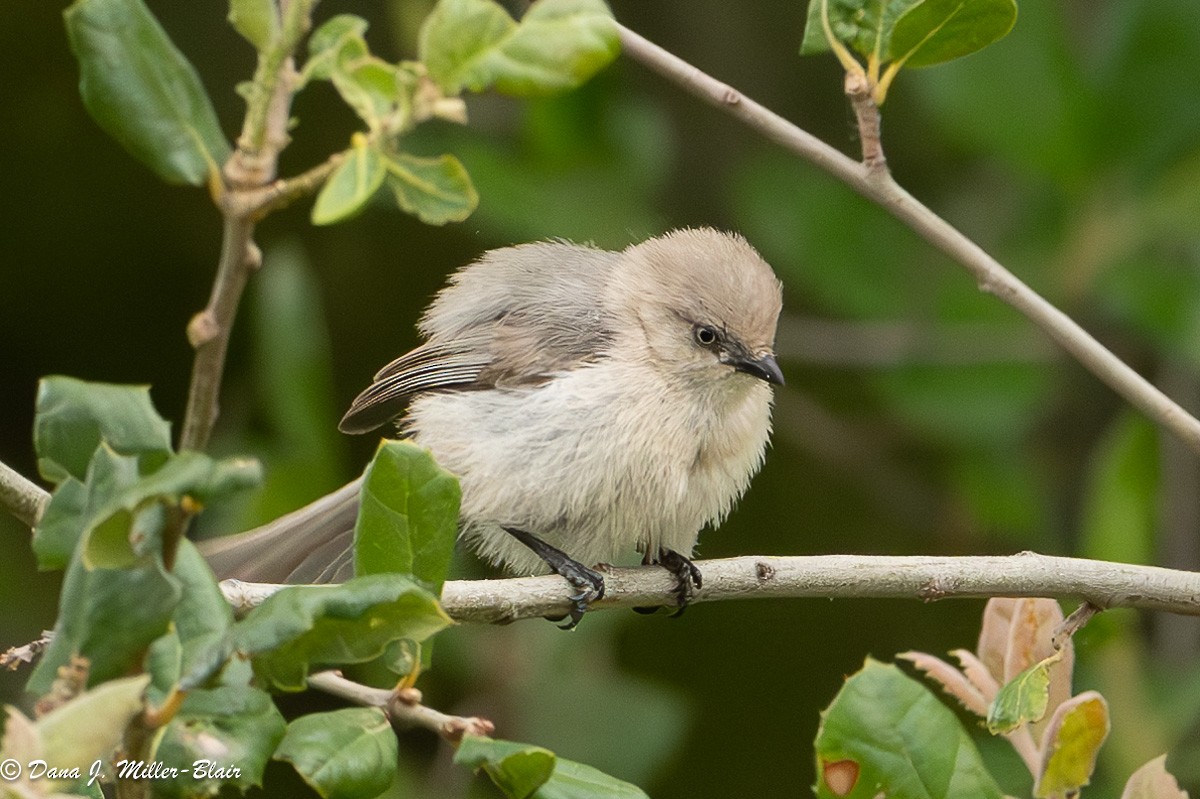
[339,242,619,434]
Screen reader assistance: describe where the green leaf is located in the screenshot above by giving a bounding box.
[153,685,287,798]
[228,0,279,51]
[34,376,172,485]
[890,0,1018,69]
[455,736,649,799]
[63,0,229,185]
[814,659,1003,799]
[800,0,920,60]
[172,540,237,685]
[303,14,369,84]
[986,651,1062,734]
[355,441,460,591]
[81,450,262,569]
[312,141,387,225]
[332,58,406,130]
[1034,692,1110,799]
[231,574,452,691]
[32,476,89,570]
[1079,411,1158,565]
[419,0,619,96]
[28,545,182,695]
[37,675,151,787]
[274,708,397,799]
[384,151,478,225]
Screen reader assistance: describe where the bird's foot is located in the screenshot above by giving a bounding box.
[503,527,605,630]
[634,548,703,617]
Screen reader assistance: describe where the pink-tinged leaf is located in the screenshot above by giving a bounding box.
[951,648,1001,705]
[1003,599,1064,682]
[1035,691,1110,799]
[898,651,988,716]
[977,597,1020,682]
[1120,755,1188,799]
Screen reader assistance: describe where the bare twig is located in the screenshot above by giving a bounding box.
[0,460,48,529]
[1052,601,1101,650]
[221,552,1200,624]
[307,671,495,743]
[1,630,53,671]
[615,23,1200,456]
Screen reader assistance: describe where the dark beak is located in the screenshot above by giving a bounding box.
[732,353,785,386]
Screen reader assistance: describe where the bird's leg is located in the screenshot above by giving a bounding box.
[656,548,703,617]
[633,547,703,617]
[502,527,605,630]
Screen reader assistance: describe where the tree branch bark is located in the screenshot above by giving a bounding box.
[221,552,1200,624]
[615,23,1200,457]
[0,460,47,529]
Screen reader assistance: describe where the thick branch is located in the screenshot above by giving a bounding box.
[0,461,48,529]
[615,24,1200,456]
[221,552,1200,623]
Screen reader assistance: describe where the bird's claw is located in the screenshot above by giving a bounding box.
[559,562,606,630]
[658,548,703,617]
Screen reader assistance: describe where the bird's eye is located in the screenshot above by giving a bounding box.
[693,325,718,346]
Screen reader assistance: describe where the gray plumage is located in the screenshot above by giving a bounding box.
[202,228,783,584]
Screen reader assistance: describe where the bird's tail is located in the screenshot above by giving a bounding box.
[197,477,362,584]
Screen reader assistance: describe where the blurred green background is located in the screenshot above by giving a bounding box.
[3,1,1200,796]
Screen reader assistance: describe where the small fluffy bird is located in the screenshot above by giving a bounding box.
[203,228,784,626]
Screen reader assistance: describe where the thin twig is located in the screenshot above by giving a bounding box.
[0,460,48,529]
[615,23,1200,456]
[221,552,1200,624]
[307,671,495,743]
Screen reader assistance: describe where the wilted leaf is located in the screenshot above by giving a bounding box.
[898,650,988,716]
[890,0,1018,68]
[355,440,460,592]
[815,659,1003,799]
[312,141,387,225]
[274,708,397,799]
[34,376,172,485]
[1035,691,1110,799]
[38,675,150,787]
[455,736,649,799]
[1121,754,1188,799]
[153,685,287,798]
[384,151,478,224]
[419,0,619,96]
[986,651,1062,735]
[231,574,452,691]
[64,0,229,185]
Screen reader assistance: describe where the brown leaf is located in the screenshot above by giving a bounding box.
[1120,755,1189,799]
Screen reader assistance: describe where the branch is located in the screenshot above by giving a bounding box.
[180,4,309,453]
[221,552,1200,624]
[615,23,1200,457]
[0,460,48,529]
[307,671,495,743]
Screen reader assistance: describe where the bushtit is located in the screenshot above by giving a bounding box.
[202,228,783,627]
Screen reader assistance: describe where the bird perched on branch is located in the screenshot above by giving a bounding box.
[203,228,784,627]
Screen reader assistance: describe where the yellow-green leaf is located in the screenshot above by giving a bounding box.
[312,142,386,225]
[1034,691,1110,799]
[986,650,1061,734]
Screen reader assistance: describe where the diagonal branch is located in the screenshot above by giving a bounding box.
[0,460,48,529]
[614,23,1200,457]
[221,552,1200,624]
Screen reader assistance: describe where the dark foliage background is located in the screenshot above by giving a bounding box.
[2,1,1199,796]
